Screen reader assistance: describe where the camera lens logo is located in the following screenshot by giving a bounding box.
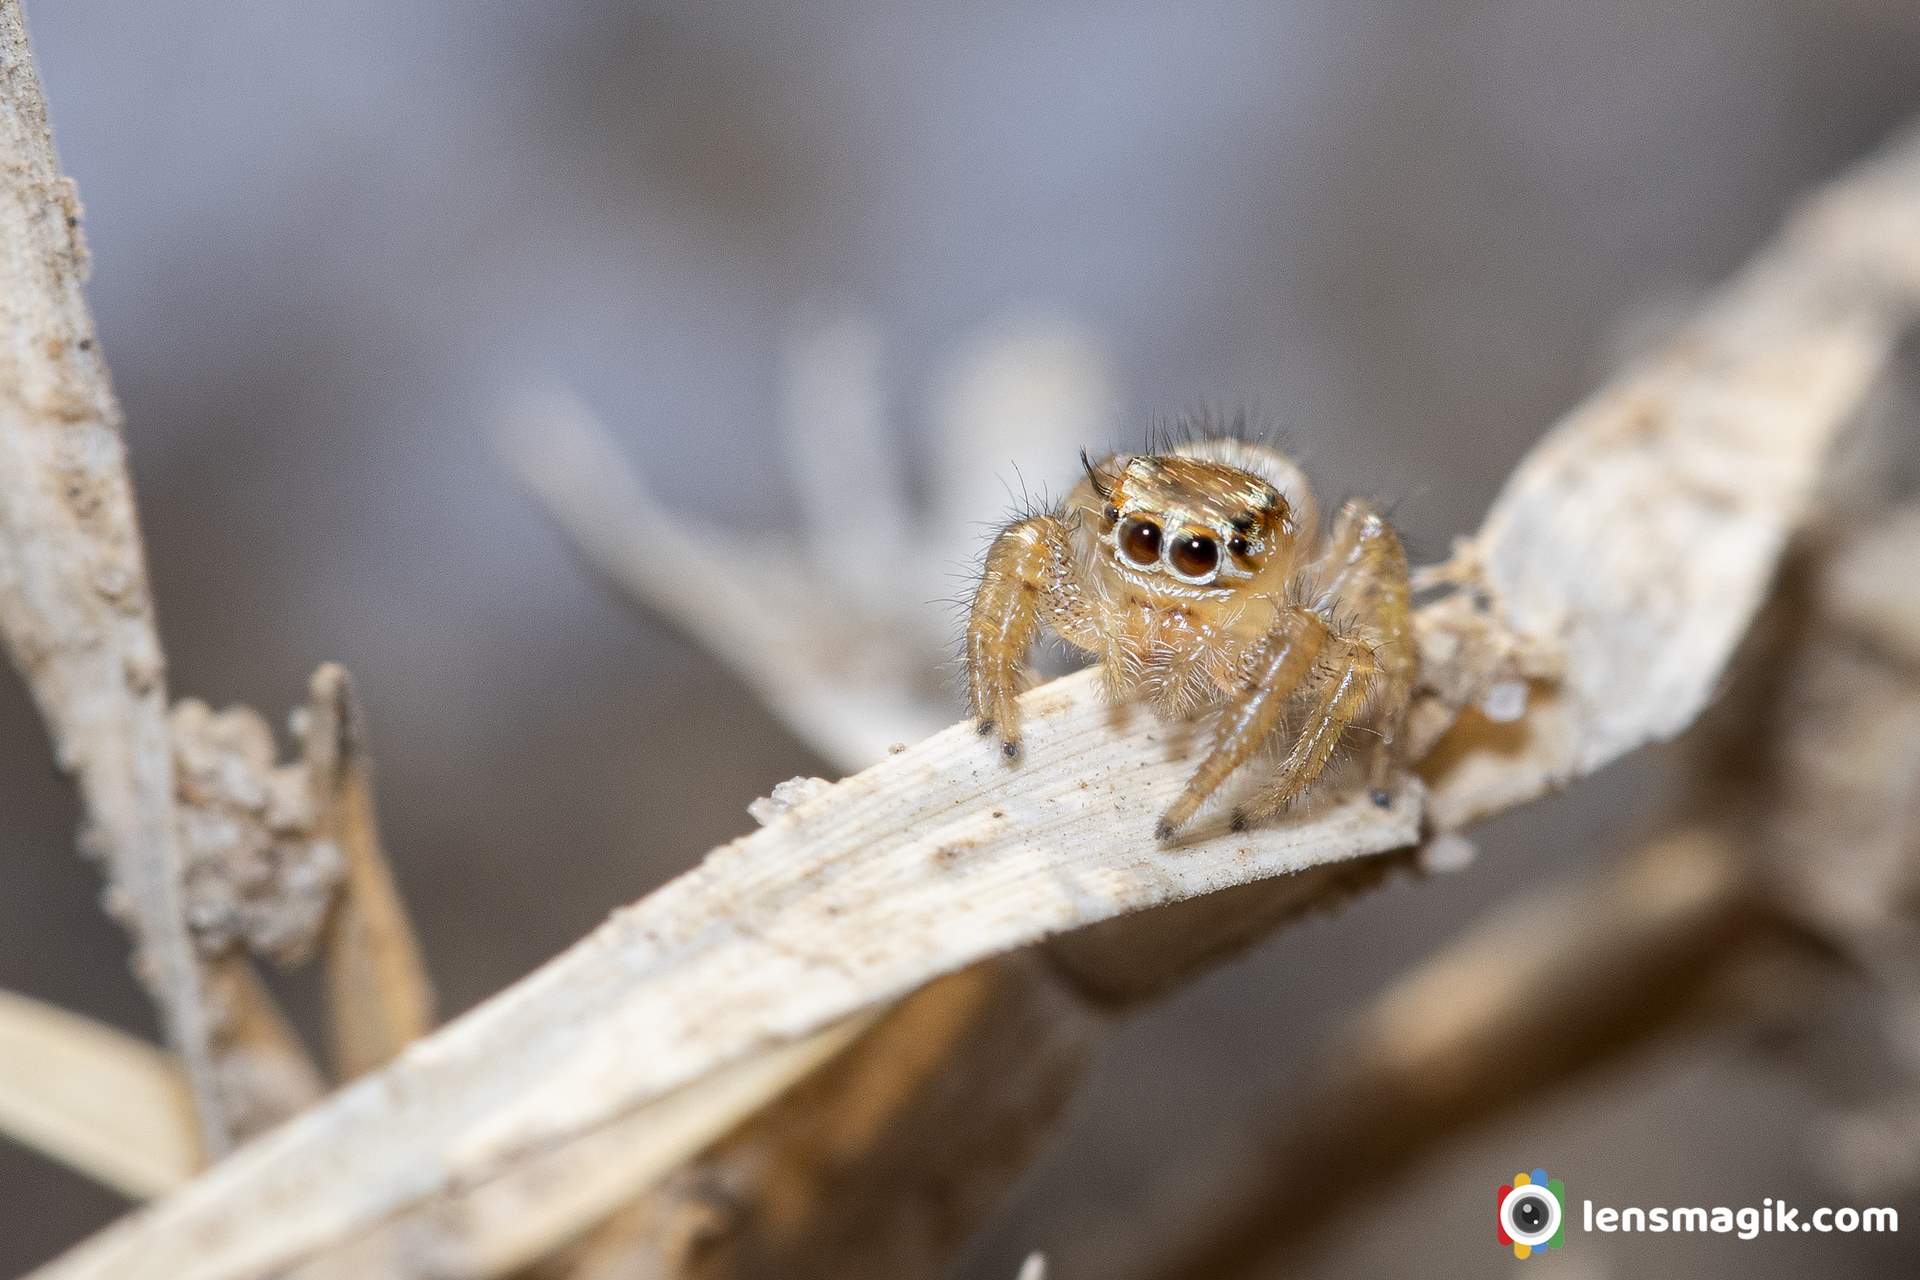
[1496,1169,1566,1259]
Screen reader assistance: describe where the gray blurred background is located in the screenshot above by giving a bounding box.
[3,1,1918,1275]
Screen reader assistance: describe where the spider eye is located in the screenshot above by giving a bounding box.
[1119,517,1161,566]
[1228,535,1253,558]
[1103,504,1120,524]
[1169,533,1219,578]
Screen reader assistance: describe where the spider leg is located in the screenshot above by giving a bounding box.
[1154,606,1323,840]
[965,512,1083,759]
[1238,639,1380,823]
[1316,498,1415,797]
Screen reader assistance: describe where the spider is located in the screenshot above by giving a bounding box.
[964,435,1414,841]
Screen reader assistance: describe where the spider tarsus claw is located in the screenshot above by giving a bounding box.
[1228,808,1250,833]
[1154,817,1177,842]
[1001,739,1021,761]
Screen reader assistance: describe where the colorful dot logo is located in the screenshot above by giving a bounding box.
[1497,1169,1566,1259]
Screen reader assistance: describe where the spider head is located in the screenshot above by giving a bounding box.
[1079,449,1301,593]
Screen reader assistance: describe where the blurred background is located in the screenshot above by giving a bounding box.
[3,1,1919,1275]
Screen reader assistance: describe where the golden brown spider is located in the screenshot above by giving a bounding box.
[965,436,1414,841]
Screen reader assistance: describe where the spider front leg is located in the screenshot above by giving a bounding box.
[1154,607,1326,840]
[1317,498,1414,798]
[965,512,1082,760]
[1236,637,1381,825]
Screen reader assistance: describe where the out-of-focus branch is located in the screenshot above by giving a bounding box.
[168,698,333,1141]
[0,664,430,1209]
[317,1014,878,1280]
[498,312,1117,769]
[305,663,435,1080]
[1118,828,1775,1280]
[0,0,232,1152]
[0,0,425,1165]
[537,852,1415,1280]
[528,956,1099,1280]
[499,387,952,768]
[0,990,199,1199]
[170,664,435,1141]
[0,1,368,1169]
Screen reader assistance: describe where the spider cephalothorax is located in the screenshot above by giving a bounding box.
[965,436,1413,840]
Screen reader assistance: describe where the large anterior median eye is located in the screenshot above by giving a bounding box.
[1169,532,1219,578]
[1119,516,1161,566]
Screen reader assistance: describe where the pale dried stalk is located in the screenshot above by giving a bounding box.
[0,663,432,1196]
[1,8,388,1164]
[0,990,199,1199]
[500,316,1116,771]
[165,666,429,1147]
[327,1014,879,1280]
[538,956,1104,1280]
[499,817,1399,1279]
[0,665,433,1202]
[500,389,949,767]
[0,0,234,1152]
[36,118,1920,1280]
[1417,121,1920,829]
[549,855,1411,1280]
[38,675,1419,1280]
[306,663,436,1079]
[198,958,326,1141]
[34,120,1920,1280]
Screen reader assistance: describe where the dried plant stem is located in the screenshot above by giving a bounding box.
[0,0,233,1152]
[538,956,1104,1280]
[198,958,326,1140]
[306,663,435,1079]
[36,680,1420,1280]
[0,8,419,1172]
[0,990,199,1199]
[548,854,1410,1280]
[499,389,951,766]
[316,1014,878,1280]
[1415,119,1920,830]
[0,663,435,1201]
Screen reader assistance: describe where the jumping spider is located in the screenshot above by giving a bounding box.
[965,436,1414,841]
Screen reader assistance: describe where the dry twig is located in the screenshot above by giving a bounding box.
[0,990,199,1199]
[306,663,436,1080]
[0,0,230,1152]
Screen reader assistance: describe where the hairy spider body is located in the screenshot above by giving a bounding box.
[965,437,1414,840]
